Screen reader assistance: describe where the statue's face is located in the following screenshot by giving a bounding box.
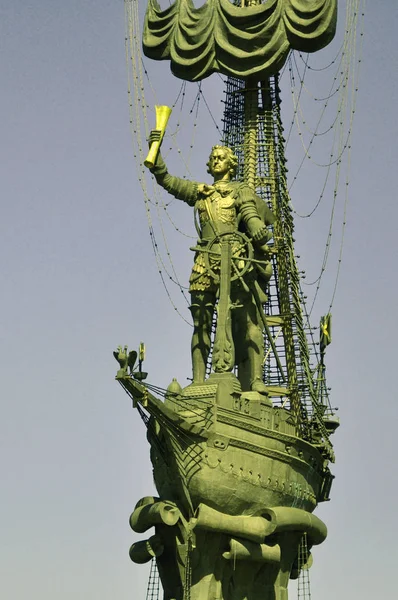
[208,148,231,178]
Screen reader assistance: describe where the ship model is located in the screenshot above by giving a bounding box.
[116,1,341,598]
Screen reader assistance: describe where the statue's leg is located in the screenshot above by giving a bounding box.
[233,290,268,394]
[189,292,216,383]
[246,300,269,394]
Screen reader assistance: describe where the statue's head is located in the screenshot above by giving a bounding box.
[207,146,238,179]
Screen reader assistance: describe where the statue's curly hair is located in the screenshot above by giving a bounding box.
[207,145,238,178]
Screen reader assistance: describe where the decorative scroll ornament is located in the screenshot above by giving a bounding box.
[143,0,338,82]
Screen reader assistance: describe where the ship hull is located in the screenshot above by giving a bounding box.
[121,374,330,600]
[148,379,325,517]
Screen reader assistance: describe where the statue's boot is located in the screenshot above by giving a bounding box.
[251,376,269,396]
[190,292,215,383]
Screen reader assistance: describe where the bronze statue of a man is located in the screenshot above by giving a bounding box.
[147,132,274,394]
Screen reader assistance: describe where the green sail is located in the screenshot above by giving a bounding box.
[143,0,337,82]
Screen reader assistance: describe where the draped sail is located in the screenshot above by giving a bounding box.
[143,0,338,81]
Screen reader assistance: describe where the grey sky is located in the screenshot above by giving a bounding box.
[1,1,397,599]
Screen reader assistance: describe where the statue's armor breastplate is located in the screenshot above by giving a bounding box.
[196,191,237,240]
[190,185,241,293]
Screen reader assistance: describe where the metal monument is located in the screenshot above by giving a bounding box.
[116,1,342,598]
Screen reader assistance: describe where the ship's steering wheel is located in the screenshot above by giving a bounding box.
[204,231,254,284]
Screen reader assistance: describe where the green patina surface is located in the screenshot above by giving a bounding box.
[118,368,332,600]
[117,129,337,598]
[143,0,337,81]
[118,1,339,598]
[118,128,338,598]
[149,136,274,392]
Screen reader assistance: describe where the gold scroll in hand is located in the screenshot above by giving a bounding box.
[144,105,172,168]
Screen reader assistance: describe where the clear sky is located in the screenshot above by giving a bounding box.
[1,1,397,599]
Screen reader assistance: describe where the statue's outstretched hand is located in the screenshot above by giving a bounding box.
[148,129,162,147]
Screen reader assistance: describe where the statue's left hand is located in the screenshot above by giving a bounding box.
[251,225,269,244]
[257,241,272,257]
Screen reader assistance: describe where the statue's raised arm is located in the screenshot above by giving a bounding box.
[147,129,200,207]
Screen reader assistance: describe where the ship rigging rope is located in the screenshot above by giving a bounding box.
[305,1,364,318]
[137,380,217,428]
[287,0,363,181]
[125,0,223,322]
[125,0,365,327]
[125,0,192,321]
[284,0,365,317]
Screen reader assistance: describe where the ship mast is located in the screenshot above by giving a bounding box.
[223,73,333,456]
